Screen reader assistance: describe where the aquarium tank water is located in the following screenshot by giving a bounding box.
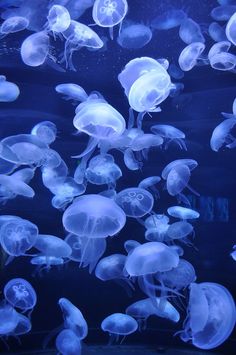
[0,0,235,354]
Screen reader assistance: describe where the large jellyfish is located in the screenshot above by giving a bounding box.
[210,117,236,151]
[63,194,126,238]
[161,159,198,180]
[117,21,152,49]
[101,313,138,343]
[151,124,186,150]
[115,187,154,218]
[21,31,50,67]
[4,278,37,312]
[92,0,128,39]
[56,329,81,355]
[0,75,20,102]
[179,282,236,349]
[178,42,205,71]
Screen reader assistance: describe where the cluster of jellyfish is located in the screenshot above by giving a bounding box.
[0,0,235,354]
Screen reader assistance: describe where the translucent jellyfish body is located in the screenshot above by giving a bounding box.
[21,31,50,67]
[55,83,88,102]
[31,121,57,145]
[151,124,186,150]
[166,164,191,196]
[208,22,227,42]
[0,303,20,335]
[162,159,198,180]
[161,259,196,290]
[167,206,200,220]
[118,57,172,113]
[117,22,152,49]
[58,298,88,340]
[211,5,236,21]
[34,234,72,258]
[0,16,29,35]
[167,221,194,242]
[115,187,154,218]
[0,172,35,204]
[179,18,205,44]
[63,194,126,238]
[56,329,81,355]
[180,282,236,349]
[178,42,205,71]
[151,9,187,30]
[0,75,20,102]
[101,313,138,342]
[226,11,236,45]
[46,5,71,34]
[210,117,236,151]
[144,214,170,242]
[4,278,37,311]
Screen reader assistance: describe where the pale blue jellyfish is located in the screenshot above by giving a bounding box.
[144,214,170,229]
[179,18,205,44]
[130,133,163,150]
[12,167,35,183]
[58,298,88,340]
[167,221,194,242]
[0,75,20,102]
[179,282,236,349]
[115,187,154,218]
[21,31,50,67]
[56,329,81,355]
[117,22,152,49]
[211,5,236,21]
[101,313,138,343]
[124,240,140,254]
[46,5,71,35]
[92,0,128,39]
[145,217,170,242]
[209,51,236,71]
[4,278,37,312]
[210,117,236,151]
[166,164,191,196]
[50,177,86,209]
[55,83,88,102]
[178,42,205,71]
[11,312,32,336]
[0,172,35,204]
[151,124,186,150]
[161,159,198,180]
[63,194,126,238]
[161,259,196,290]
[0,303,20,335]
[30,255,65,272]
[208,22,227,42]
[0,16,29,35]
[230,245,236,260]
[226,11,236,45]
[167,206,200,220]
[208,41,231,61]
[138,176,161,199]
[34,234,72,258]
[123,148,142,171]
[151,9,187,30]
[31,121,57,145]
[41,158,68,189]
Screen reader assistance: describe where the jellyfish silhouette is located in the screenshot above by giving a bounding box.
[56,329,81,355]
[0,16,29,36]
[4,278,37,312]
[0,75,20,102]
[21,31,50,67]
[101,313,138,343]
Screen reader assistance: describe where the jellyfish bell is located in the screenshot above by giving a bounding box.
[211,4,236,21]
[0,75,20,102]
[0,303,19,335]
[209,51,236,71]
[161,259,196,290]
[21,31,50,67]
[4,278,37,311]
[167,206,200,220]
[162,159,198,180]
[56,329,81,355]
[34,234,72,258]
[151,124,186,150]
[0,16,29,36]
[144,214,170,229]
[210,117,236,151]
[124,240,141,254]
[46,5,71,34]
[31,121,57,145]
[208,22,227,42]
[63,194,126,238]
[226,11,236,45]
[167,221,194,242]
[179,18,205,44]
[55,83,88,102]
[166,164,191,196]
[0,173,35,204]
[178,42,205,71]
[101,313,138,343]
[117,22,152,49]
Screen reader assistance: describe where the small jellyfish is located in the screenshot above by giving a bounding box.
[63,194,126,238]
[151,9,187,30]
[31,121,57,145]
[0,16,29,36]
[226,11,236,45]
[21,31,50,67]
[92,0,128,39]
[230,245,236,260]
[131,133,163,150]
[179,282,236,349]
[138,176,161,199]
[34,234,72,258]
[167,221,194,243]
[115,187,154,218]
[208,41,231,61]
[0,172,35,204]
[179,18,205,44]
[151,124,186,150]
[56,329,81,355]
[167,206,200,220]
[210,117,236,151]
[46,5,71,35]
[0,303,19,335]
[49,177,86,207]
[117,22,152,49]
[161,259,196,290]
[0,75,20,102]
[208,22,227,42]
[30,255,65,273]
[4,278,37,312]
[55,83,88,103]
[209,52,236,71]
[101,313,138,343]
[124,240,140,254]
[178,42,205,71]
[144,214,170,229]
[124,148,142,171]
[166,164,191,196]
[211,5,236,21]
[162,159,198,180]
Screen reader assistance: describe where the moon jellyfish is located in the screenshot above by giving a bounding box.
[0,216,38,260]
[131,133,163,150]
[0,173,35,204]
[30,256,65,274]
[144,214,170,242]
[151,124,186,150]
[58,298,88,340]
[167,221,194,243]
[211,5,236,21]
[21,31,50,67]
[161,259,196,290]
[178,42,205,71]
[210,117,236,151]
[0,303,19,335]
[0,75,20,102]
[208,22,227,42]
[12,312,32,335]
[144,214,170,229]
[85,154,122,188]
[117,22,152,49]
[179,18,205,44]
[50,177,86,209]
[55,83,88,103]
[63,194,126,238]
[209,51,236,71]
[167,206,200,220]
[115,187,154,218]
[4,278,37,312]
[138,176,161,199]
[0,16,28,36]
[56,329,81,355]
[151,9,187,30]
[166,164,190,196]
[179,282,236,349]
[46,5,71,35]
[92,0,128,39]
[31,121,57,145]
[41,158,68,189]
[124,240,140,254]
[34,234,72,258]
[162,159,198,180]
[101,313,138,343]
[208,41,231,60]
[226,11,236,45]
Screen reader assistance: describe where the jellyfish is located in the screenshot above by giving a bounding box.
[208,41,231,61]
[4,278,37,312]
[144,214,170,229]
[55,83,88,103]
[126,297,180,331]
[230,245,236,260]
[41,158,68,189]
[31,121,57,145]
[0,303,20,336]
[166,164,190,196]
[101,313,138,343]
[85,154,122,188]
[0,16,28,36]
[161,259,196,291]
[58,298,88,340]
[123,148,142,171]
[0,75,20,102]
[12,167,35,184]
[168,63,185,80]
[211,5,236,21]
[178,42,205,71]
[209,51,236,71]
[210,117,236,151]
[65,233,106,273]
[131,133,164,150]
[167,206,200,220]
[56,329,81,355]
[63,194,126,238]
[34,234,72,259]
[92,0,128,39]
[124,240,140,254]
[151,9,187,30]
[0,173,35,204]
[46,5,71,36]
[208,22,227,42]
[167,221,194,244]
[61,20,104,70]
[151,124,186,150]
[21,31,50,67]
[226,11,236,45]
[115,187,154,218]
[144,214,170,242]
[0,157,16,175]
[12,312,32,336]
[138,176,161,199]
[161,159,198,180]
[179,282,236,350]
[30,255,65,274]
[117,22,152,49]
[179,18,205,44]
[0,216,38,263]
